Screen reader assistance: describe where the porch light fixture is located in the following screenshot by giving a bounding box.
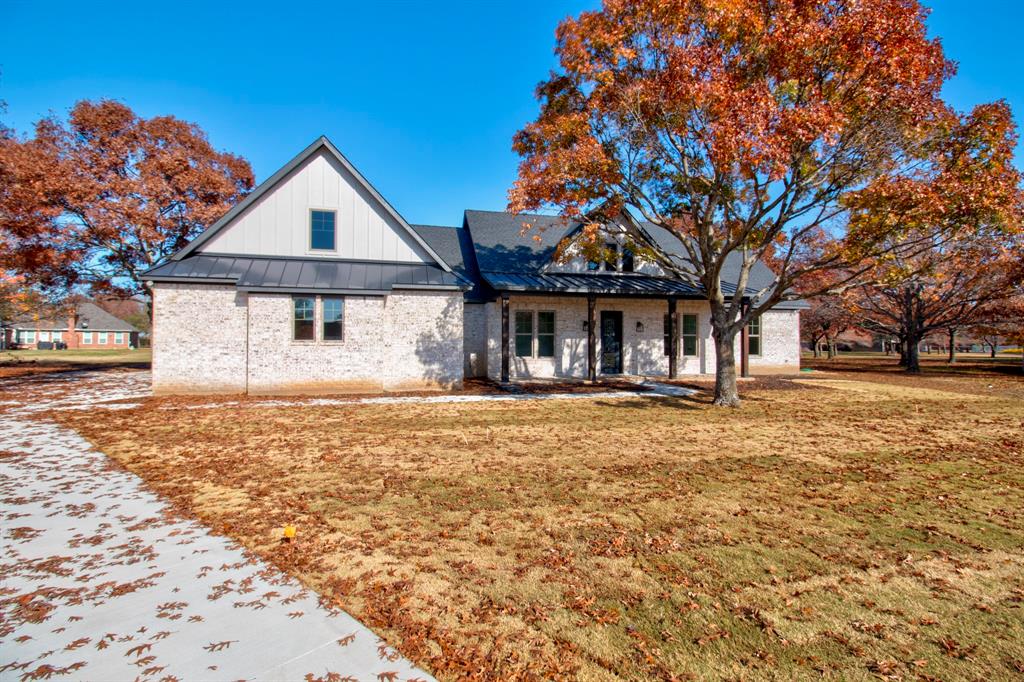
[636,321,644,333]
[582,321,588,331]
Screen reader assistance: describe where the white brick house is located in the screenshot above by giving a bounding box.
[144,137,803,395]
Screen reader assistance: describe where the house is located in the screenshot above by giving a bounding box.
[143,137,802,395]
[8,301,141,350]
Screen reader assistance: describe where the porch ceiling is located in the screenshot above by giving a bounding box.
[481,271,709,298]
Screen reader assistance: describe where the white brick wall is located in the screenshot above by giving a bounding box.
[463,303,488,377]
[152,284,248,394]
[485,296,800,380]
[152,284,463,395]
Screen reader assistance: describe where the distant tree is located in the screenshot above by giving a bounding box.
[801,291,855,359]
[848,224,1023,372]
[968,294,1024,360]
[509,0,1021,405]
[0,99,253,299]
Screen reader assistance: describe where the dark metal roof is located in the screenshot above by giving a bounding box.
[481,272,705,297]
[144,255,465,294]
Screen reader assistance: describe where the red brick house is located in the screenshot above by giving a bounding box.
[7,301,140,350]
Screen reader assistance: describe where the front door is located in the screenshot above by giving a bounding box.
[600,311,623,374]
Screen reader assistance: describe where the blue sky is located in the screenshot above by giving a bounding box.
[2,1,1022,227]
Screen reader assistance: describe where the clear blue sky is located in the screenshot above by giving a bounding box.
[2,1,1022,227]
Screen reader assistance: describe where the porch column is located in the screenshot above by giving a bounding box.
[587,294,597,382]
[667,297,678,379]
[740,298,750,378]
[500,293,510,383]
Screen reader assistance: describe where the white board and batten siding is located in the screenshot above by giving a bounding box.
[199,149,433,264]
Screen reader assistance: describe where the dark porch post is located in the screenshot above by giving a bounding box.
[740,298,750,378]
[587,294,597,382]
[667,297,678,379]
[500,293,510,383]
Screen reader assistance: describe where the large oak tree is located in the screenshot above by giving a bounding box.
[0,100,253,299]
[508,0,1021,405]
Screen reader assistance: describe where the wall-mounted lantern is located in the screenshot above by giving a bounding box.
[636,321,644,333]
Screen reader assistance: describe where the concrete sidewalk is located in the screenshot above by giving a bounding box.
[0,371,432,682]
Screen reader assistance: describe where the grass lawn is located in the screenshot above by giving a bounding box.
[0,348,151,378]
[61,360,1024,680]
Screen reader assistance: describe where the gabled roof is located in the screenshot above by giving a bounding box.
[145,254,465,294]
[459,209,806,308]
[411,224,492,302]
[11,301,139,332]
[171,136,453,273]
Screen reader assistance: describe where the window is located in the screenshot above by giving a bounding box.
[82,331,93,345]
[115,332,124,345]
[322,297,344,341]
[514,311,533,357]
[747,316,761,356]
[20,330,36,344]
[293,297,315,340]
[682,314,698,356]
[536,311,555,358]
[663,314,675,356]
[310,210,336,251]
[98,332,109,345]
[39,331,51,342]
[52,331,62,342]
[621,248,635,273]
[603,243,618,271]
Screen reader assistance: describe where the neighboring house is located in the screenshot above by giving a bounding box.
[9,301,140,350]
[143,137,803,395]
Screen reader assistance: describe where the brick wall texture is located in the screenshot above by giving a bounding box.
[152,283,463,395]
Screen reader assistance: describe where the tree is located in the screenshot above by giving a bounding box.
[0,99,253,299]
[848,221,1022,372]
[801,293,855,359]
[508,0,1021,405]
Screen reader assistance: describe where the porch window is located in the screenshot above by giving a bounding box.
[322,297,344,341]
[293,297,315,341]
[21,330,36,344]
[39,331,51,342]
[310,210,336,251]
[514,311,533,357]
[663,313,675,356]
[536,311,555,358]
[747,316,761,356]
[53,331,62,342]
[682,314,698,356]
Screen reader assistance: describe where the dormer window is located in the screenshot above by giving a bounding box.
[622,248,635,273]
[310,209,336,251]
[603,243,618,271]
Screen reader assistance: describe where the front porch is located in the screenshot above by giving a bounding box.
[487,292,753,383]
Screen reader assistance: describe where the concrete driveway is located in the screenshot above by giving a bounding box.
[0,369,432,682]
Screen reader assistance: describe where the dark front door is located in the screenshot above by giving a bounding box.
[600,311,623,374]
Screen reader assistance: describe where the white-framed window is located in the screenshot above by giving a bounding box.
[293,297,315,341]
[682,314,698,356]
[514,311,555,358]
[83,331,93,345]
[747,316,761,357]
[322,297,344,342]
[114,332,124,344]
[98,332,109,345]
[52,331,62,342]
[310,209,337,251]
[39,331,51,342]
[20,330,36,344]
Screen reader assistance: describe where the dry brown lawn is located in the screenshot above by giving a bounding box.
[60,361,1024,681]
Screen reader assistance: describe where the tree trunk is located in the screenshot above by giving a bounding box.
[989,342,997,358]
[947,328,956,364]
[827,341,836,359]
[813,340,821,358]
[712,331,740,407]
[905,338,922,373]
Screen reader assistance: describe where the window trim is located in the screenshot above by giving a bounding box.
[682,313,698,357]
[309,208,338,253]
[536,310,556,358]
[114,332,124,345]
[98,331,109,345]
[747,315,762,357]
[292,296,316,342]
[321,296,345,343]
[82,331,92,345]
[514,310,534,358]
